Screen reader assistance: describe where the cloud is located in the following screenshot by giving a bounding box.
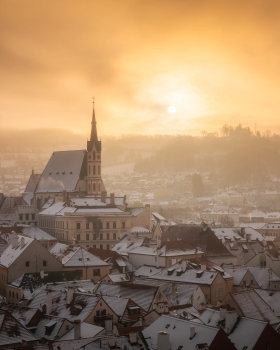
[0,0,280,135]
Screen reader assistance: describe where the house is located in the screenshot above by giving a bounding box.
[0,233,62,297]
[134,261,233,305]
[0,310,37,348]
[141,314,237,349]
[133,279,207,311]
[49,243,110,281]
[223,265,280,291]
[93,282,171,314]
[22,225,57,249]
[226,290,280,327]
[128,242,204,269]
[161,224,235,266]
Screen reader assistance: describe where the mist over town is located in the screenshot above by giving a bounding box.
[1,1,280,349]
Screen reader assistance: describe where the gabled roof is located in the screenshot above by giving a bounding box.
[142,315,236,350]
[61,247,109,267]
[134,263,222,286]
[22,226,56,241]
[228,317,269,350]
[162,224,232,256]
[60,321,103,340]
[94,282,159,312]
[24,172,41,193]
[36,150,87,193]
[231,290,280,325]
[0,234,34,268]
[0,310,36,347]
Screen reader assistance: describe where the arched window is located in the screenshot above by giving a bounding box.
[93,151,96,160]
[93,165,96,175]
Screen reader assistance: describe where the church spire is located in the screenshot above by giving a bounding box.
[90,97,98,141]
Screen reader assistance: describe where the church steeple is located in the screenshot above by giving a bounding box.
[87,98,105,197]
[90,97,98,142]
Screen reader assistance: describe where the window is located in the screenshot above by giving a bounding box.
[106,222,110,229]
[19,214,23,221]
[86,223,89,229]
[93,234,97,240]
[93,165,96,175]
[76,223,81,230]
[25,261,30,267]
[93,269,100,276]
[43,260,47,267]
[106,244,110,250]
[122,222,125,229]
[86,234,89,241]
[107,233,110,240]
[100,233,103,240]
[76,234,81,241]
[100,244,103,250]
[113,233,116,240]
[25,214,29,220]
[113,222,116,229]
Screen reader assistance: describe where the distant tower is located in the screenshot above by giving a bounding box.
[87,99,105,196]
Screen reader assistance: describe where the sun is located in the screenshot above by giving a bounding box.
[168,105,176,114]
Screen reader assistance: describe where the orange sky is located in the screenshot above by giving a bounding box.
[1,0,280,136]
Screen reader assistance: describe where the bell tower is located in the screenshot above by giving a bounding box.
[87,98,105,196]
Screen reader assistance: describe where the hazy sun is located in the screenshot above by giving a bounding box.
[168,105,176,114]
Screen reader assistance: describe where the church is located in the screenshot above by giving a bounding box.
[25,101,151,249]
[30,101,106,208]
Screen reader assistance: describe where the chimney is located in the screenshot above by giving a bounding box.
[105,318,113,334]
[45,291,52,314]
[74,320,81,339]
[110,193,115,206]
[20,237,25,248]
[108,336,116,347]
[157,331,170,350]
[10,232,18,249]
[246,233,251,241]
[66,287,74,305]
[63,190,70,206]
[172,283,177,299]
[129,332,137,344]
[101,191,107,203]
[219,307,226,322]
[189,326,196,339]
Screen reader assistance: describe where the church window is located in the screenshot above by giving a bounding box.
[93,165,96,175]
[93,151,96,160]
[106,222,110,229]
[98,183,101,191]
[98,165,100,175]
[93,183,96,192]
[88,166,91,175]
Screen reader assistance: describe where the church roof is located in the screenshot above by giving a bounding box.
[24,172,41,193]
[36,150,87,193]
